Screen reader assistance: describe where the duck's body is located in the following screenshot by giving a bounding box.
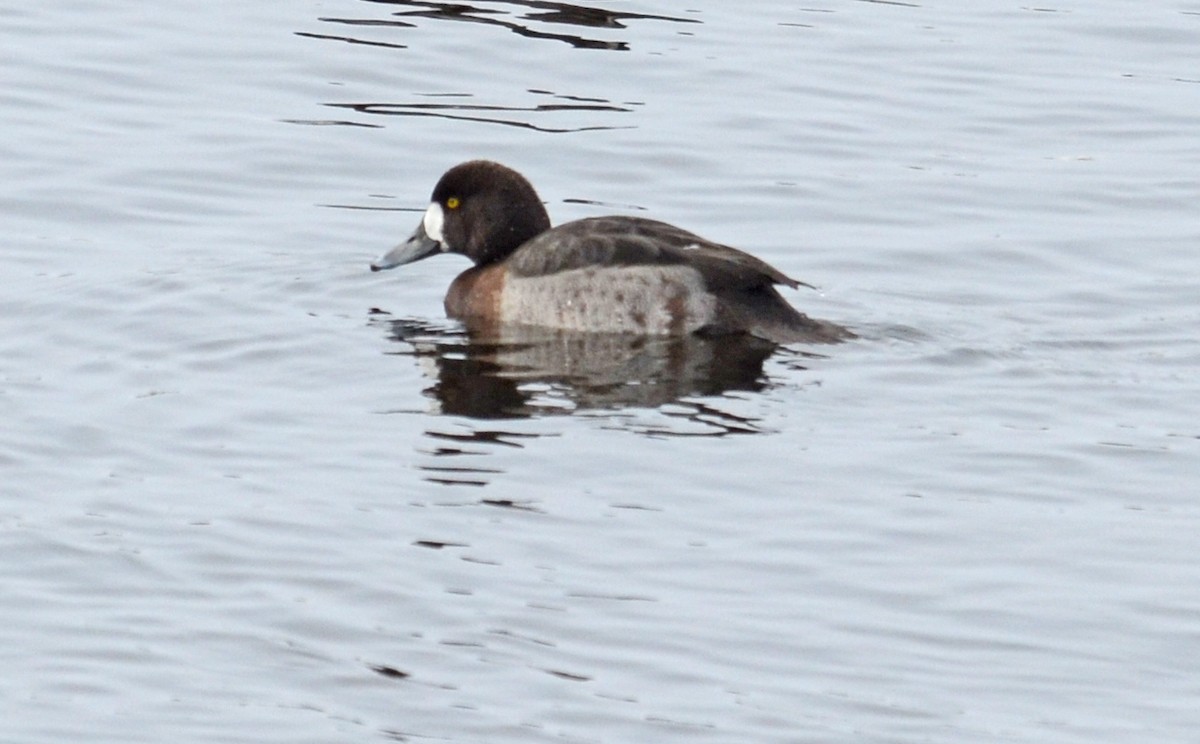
[371,160,852,344]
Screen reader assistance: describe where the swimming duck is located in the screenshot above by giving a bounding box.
[371,160,852,343]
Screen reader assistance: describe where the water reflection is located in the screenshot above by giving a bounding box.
[296,0,677,130]
[351,0,700,51]
[324,90,638,133]
[410,422,547,488]
[377,314,794,420]
[372,314,826,486]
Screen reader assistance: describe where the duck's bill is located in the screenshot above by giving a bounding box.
[370,223,440,272]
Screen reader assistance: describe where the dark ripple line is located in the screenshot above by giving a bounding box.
[294,31,408,49]
[382,0,701,27]
[419,464,505,474]
[280,118,384,128]
[318,16,417,28]
[425,429,536,448]
[425,476,489,487]
[315,0,701,55]
[330,101,632,114]
[325,104,633,133]
[362,0,642,51]
[389,109,634,133]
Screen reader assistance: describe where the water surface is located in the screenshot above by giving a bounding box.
[3,1,1199,742]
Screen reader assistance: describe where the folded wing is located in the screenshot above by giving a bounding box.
[506,216,806,291]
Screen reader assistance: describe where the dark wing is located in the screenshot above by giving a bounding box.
[506,216,806,290]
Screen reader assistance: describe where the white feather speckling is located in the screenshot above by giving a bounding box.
[500,265,715,334]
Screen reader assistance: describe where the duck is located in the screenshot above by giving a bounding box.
[370,160,853,343]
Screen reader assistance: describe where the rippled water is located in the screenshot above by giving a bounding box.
[4,1,1199,742]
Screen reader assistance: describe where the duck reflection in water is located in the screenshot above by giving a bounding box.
[376,315,828,426]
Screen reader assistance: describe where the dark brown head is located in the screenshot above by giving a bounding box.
[370,160,552,272]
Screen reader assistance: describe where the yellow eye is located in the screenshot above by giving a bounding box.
[446,196,461,209]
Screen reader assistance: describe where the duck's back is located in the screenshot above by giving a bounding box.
[507,217,794,288]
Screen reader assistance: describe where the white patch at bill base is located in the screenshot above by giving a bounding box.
[423,202,446,247]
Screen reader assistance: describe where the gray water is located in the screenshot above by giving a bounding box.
[3,1,1199,742]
